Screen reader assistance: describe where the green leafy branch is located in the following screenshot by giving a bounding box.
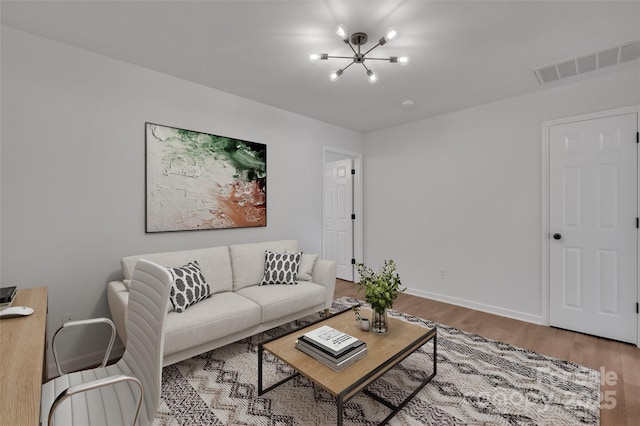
[355,259,405,314]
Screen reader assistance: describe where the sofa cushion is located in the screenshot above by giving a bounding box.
[236,281,326,323]
[297,253,319,281]
[121,246,233,294]
[167,261,210,313]
[229,240,299,290]
[260,251,301,285]
[163,292,261,357]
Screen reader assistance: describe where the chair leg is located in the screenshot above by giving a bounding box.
[324,308,330,317]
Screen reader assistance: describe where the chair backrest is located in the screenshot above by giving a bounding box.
[118,259,172,425]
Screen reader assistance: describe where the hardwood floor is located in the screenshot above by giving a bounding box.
[333,279,640,426]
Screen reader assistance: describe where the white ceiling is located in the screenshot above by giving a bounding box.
[2,1,640,133]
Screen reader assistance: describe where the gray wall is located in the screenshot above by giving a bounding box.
[3,22,639,374]
[0,26,363,372]
[364,67,640,324]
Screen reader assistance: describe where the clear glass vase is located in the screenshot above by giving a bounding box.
[372,309,388,334]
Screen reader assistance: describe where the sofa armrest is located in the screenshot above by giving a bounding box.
[107,281,129,345]
[311,259,337,309]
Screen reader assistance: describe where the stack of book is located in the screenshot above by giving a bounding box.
[0,286,17,310]
[296,325,367,371]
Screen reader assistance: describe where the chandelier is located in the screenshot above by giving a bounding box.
[310,25,409,83]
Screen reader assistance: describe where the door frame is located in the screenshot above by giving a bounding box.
[541,104,640,347]
[322,146,364,281]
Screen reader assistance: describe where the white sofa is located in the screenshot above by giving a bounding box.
[107,240,336,366]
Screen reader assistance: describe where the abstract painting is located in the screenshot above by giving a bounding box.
[145,123,266,232]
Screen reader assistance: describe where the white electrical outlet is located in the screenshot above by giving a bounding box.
[440,268,447,279]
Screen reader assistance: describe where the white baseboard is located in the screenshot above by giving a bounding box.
[47,344,125,380]
[404,287,543,325]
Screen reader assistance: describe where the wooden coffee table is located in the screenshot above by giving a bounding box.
[258,306,437,425]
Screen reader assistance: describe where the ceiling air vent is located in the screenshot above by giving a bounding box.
[620,41,640,63]
[556,60,577,78]
[534,40,640,85]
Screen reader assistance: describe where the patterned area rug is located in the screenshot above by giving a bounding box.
[154,297,600,425]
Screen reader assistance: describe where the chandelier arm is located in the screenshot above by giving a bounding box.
[362,42,382,57]
[326,55,355,60]
[361,62,370,72]
[364,57,393,61]
[342,61,356,71]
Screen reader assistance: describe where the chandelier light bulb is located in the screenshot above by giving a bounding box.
[398,56,410,65]
[385,28,398,42]
[367,70,378,83]
[309,53,320,63]
[330,69,343,81]
[336,24,348,40]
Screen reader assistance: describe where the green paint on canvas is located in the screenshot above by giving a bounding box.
[168,128,266,181]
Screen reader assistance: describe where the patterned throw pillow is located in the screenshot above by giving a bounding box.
[167,261,210,313]
[260,251,302,285]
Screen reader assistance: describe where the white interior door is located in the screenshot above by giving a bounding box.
[549,113,638,343]
[323,158,354,281]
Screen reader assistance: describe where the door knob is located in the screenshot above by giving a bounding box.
[553,233,562,240]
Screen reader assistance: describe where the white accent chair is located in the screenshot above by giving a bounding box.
[41,260,172,426]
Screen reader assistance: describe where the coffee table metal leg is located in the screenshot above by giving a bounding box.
[258,343,300,396]
[258,343,265,395]
[361,334,438,425]
[337,396,344,426]
[433,334,437,377]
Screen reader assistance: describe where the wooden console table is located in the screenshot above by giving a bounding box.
[0,286,48,426]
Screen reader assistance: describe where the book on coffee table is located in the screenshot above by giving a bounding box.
[298,325,364,358]
[296,337,366,362]
[296,340,368,371]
